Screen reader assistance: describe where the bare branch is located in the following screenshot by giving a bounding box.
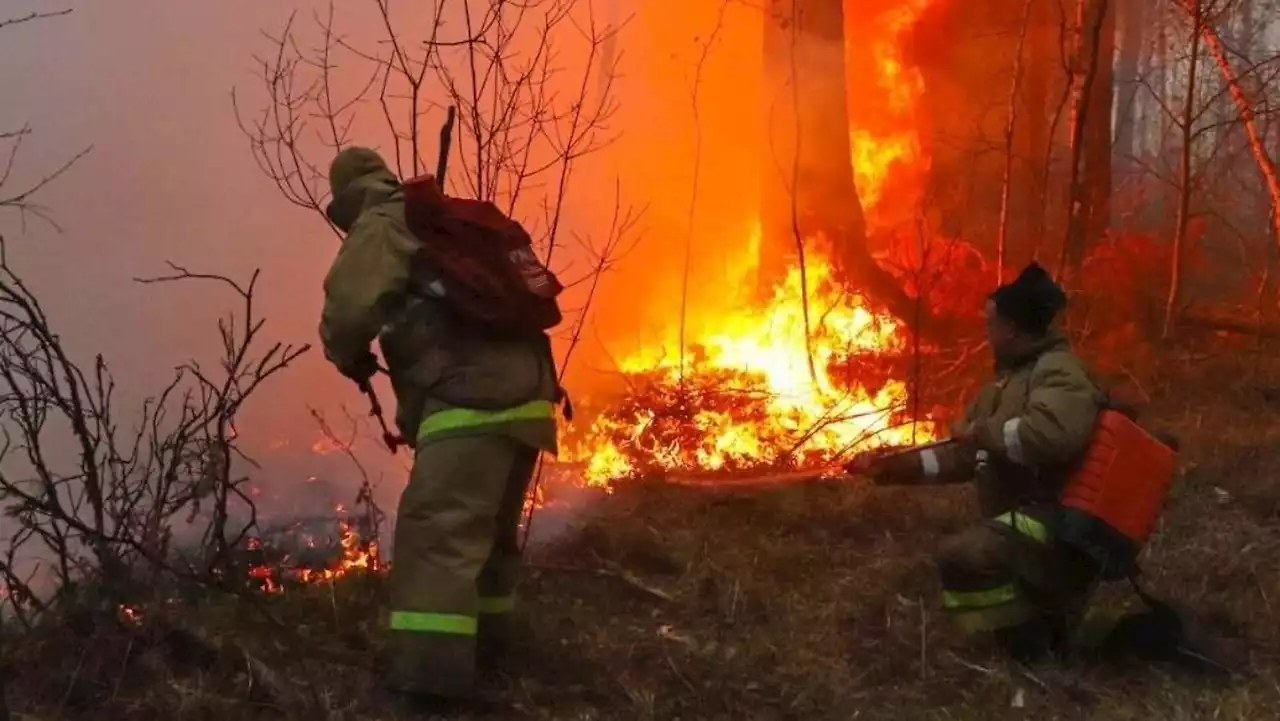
[0,8,71,32]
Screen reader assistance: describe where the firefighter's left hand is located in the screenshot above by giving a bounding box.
[950,419,975,442]
[845,450,900,482]
[843,451,882,478]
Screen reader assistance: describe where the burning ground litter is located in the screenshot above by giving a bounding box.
[561,246,938,487]
[239,479,387,595]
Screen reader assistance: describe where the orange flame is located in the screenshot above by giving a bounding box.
[566,0,940,486]
[850,0,934,209]
[246,504,385,594]
[569,234,935,486]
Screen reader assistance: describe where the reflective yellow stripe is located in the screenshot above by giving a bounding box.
[478,595,515,614]
[942,584,1020,610]
[992,511,1049,543]
[417,400,555,442]
[949,600,1035,633]
[389,610,477,635]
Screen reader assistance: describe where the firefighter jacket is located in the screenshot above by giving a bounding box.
[870,330,1104,515]
[319,148,558,452]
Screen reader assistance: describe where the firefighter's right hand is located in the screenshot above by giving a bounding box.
[338,351,379,384]
[845,450,919,485]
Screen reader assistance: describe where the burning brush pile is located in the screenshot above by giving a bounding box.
[240,483,386,594]
[567,248,936,487]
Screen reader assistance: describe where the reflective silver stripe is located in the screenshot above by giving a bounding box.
[920,448,940,479]
[1002,417,1025,464]
[427,280,447,297]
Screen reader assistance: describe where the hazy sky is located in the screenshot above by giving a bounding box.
[0,0,686,511]
[2,0,430,510]
[1,0,800,513]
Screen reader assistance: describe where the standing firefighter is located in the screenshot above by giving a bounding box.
[850,263,1105,662]
[319,147,564,707]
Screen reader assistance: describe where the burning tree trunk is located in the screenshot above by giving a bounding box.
[760,0,922,326]
[1061,0,1113,276]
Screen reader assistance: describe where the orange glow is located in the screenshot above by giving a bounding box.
[311,436,345,455]
[564,0,941,487]
[569,235,934,486]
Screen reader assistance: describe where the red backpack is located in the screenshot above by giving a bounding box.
[400,174,564,337]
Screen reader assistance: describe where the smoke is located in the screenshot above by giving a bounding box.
[522,464,607,549]
[1,0,979,562]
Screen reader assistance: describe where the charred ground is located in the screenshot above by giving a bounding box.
[4,352,1278,721]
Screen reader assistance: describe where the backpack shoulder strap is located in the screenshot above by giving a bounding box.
[1031,348,1110,407]
[1030,348,1078,378]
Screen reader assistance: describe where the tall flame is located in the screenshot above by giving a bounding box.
[568,0,940,486]
[851,0,934,208]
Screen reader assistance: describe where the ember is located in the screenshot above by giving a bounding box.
[117,604,143,625]
[245,503,385,594]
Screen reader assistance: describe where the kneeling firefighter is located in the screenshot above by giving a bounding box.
[849,262,1181,664]
[319,147,566,706]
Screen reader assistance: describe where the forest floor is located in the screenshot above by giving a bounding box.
[5,352,1280,721]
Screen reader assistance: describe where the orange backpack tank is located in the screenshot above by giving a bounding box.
[1057,409,1177,579]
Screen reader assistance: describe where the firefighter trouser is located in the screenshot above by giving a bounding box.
[385,434,539,698]
[935,508,1094,635]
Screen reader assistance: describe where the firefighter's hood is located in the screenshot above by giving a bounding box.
[326,146,401,232]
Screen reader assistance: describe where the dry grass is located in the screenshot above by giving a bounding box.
[4,355,1280,720]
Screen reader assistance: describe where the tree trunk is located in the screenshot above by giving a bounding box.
[1181,303,1280,337]
[1196,11,1280,277]
[760,0,921,325]
[1152,13,1173,226]
[1061,0,1111,276]
[1082,0,1115,252]
[1239,0,1254,47]
[998,0,1037,284]
[0,620,7,721]
[1022,0,1054,254]
[1113,0,1145,190]
[1163,9,1200,340]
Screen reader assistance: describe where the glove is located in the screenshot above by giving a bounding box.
[337,351,379,384]
[844,451,876,476]
[844,448,926,485]
[843,450,901,483]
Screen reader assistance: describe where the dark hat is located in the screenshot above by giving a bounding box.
[990,262,1067,335]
